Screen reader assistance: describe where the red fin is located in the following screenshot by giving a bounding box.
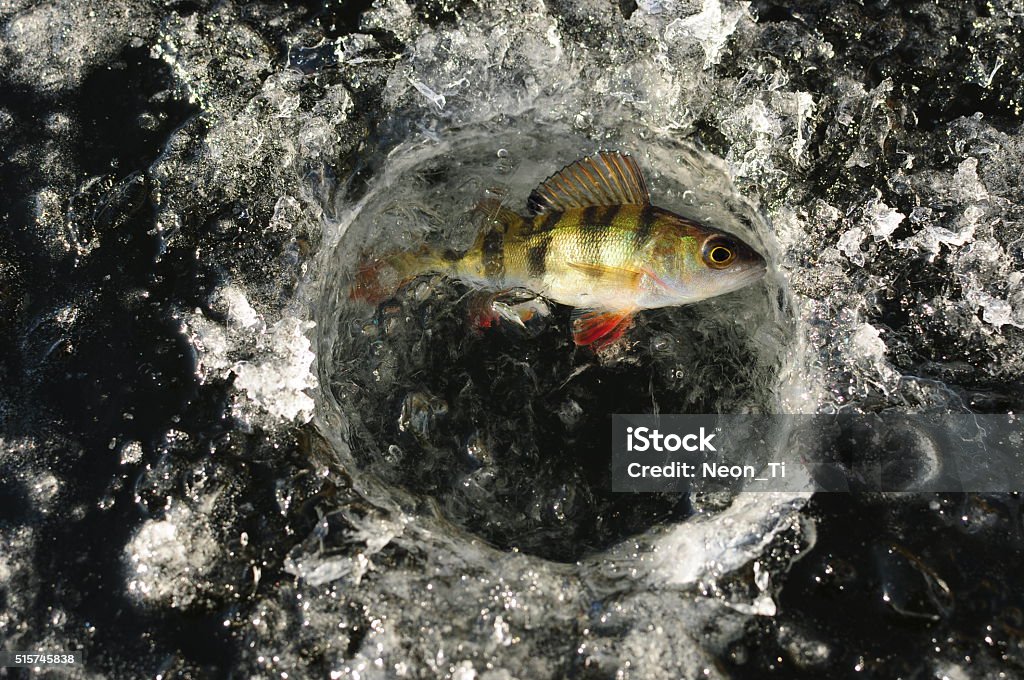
[468,292,500,329]
[571,309,634,347]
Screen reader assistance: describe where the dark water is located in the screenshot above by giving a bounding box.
[1,1,1023,678]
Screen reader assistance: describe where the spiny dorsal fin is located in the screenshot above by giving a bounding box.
[528,151,650,215]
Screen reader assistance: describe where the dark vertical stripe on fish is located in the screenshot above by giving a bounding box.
[597,206,618,225]
[527,233,551,277]
[582,206,600,228]
[633,206,656,249]
[482,228,505,281]
[581,225,603,244]
[535,210,561,235]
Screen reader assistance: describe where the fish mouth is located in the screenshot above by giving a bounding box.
[721,259,768,294]
[739,259,768,282]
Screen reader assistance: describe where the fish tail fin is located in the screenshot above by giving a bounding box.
[349,247,445,304]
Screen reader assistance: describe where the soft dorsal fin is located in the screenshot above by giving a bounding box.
[474,197,527,236]
[528,151,650,215]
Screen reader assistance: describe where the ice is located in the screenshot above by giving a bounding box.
[4,0,1024,676]
[0,436,71,517]
[119,440,144,465]
[933,665,971,680]
[284,507,404,587]
[851,323,887,359]
[0,526,36,634]
[184,281,317,425]
[361,0,419,44]
[663,0,749,69]
[957,238,1024,329]
[864,198,905,239]
[407,76,447,111]
[837,226,866,265]
[777,624,831,671]
[0,107,13,134]
[2,1,147,92]
[183,311,232,380]
[643,493,805,586]
[124,505,219,609]
[232,317,317,423]
[218,284,261,329]
[904,207,982,258]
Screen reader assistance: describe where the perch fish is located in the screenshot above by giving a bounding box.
[353,151,767,346]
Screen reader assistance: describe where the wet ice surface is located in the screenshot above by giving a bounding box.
[1,0,1024,678]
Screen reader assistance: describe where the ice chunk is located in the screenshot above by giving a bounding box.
[932,664,971,680]
[124,506,219,609]
[119,440,144,465]
[863,198,905,239]
[184,312,232,379]
[185,286,317,425]
[957,240,1024,329]
[636,0,666,15]
[838,227,866,265]
[851,323,887,359]
[633,493,806,586]
[216,285,261,329]
[951,157,988,203]
[360,0,419,44]
[407,76,447,111]
[903,204,981,258]
[664,0,750,69]
[720,99,785,182]
[284,508,403,586]
[780,91,817,163]
[28,472,60,514]
[2,2,145,91]
[232,317,318,424]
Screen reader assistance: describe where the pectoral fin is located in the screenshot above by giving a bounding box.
[566,261,644,288]
[571,308,635,347]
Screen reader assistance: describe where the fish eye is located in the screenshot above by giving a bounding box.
[703,240,736,268]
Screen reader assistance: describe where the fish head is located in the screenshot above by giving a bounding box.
[645,217,767,305]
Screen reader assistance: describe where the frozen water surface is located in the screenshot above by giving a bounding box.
[1,0,1024,677]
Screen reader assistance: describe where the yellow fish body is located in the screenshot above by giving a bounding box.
[354,152,767,346]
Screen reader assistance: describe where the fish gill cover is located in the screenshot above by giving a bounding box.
[0,0,1022,678]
